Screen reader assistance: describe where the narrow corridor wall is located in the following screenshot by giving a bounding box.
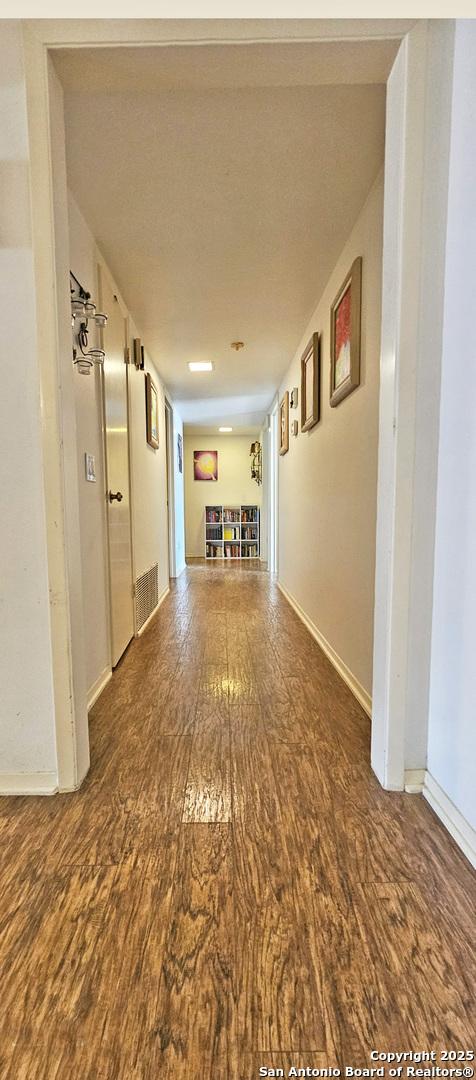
[427,20,476,840]
[277,171,384,708]
[0,24,58,789]
[68,192,184,704]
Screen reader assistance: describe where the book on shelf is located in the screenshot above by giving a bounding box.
[206,542,223,558]
[224,543,240,558]
[206,507,222,523]
[242,541,259,557]
[241,507,259,523]
[206,525,222,541]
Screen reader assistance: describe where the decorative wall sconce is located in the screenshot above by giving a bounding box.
[250,440,262,485]
[290,387,299,409]
[71,271,107,374]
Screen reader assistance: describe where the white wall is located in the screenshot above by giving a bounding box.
[68,192,184,702]
[128,323,169,599]
[277,171,384,706]
[427,20,476,834]
[0,23,58,787]
[184,435,262,557]
[68,195,111,699]
[173,414,186,577]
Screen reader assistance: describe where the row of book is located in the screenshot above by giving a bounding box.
[241,508,259,523]
[223,510,240,522]
[206,543,223,558]
[242,543,259,557]
[206,526,222,541]
[206,508,222,523]
[224,544,240,558]
[242,526,258,540]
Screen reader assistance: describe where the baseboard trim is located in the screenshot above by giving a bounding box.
[87,667,112,711]
[277,580,372,717]
[136,585,170,637]
[0,772,58,796]
[404,768,426,794]
[423,770,476,870]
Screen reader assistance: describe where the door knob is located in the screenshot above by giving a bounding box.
[109,490,123,503]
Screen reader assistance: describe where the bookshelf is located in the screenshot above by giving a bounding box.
[205,505,260,560]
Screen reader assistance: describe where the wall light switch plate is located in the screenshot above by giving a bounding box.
[85,453,96,482]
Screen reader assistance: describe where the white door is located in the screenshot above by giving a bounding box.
[99,267,134,666]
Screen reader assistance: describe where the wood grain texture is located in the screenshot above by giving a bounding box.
[183,703,231,822]
[152,824,235,1078]
[0,561,474,1078]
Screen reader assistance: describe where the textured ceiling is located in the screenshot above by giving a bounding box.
[59,38,389,428]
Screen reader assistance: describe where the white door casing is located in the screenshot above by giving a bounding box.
[99,267,134,667]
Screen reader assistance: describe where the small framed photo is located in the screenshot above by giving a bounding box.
[300,332,320,432]
[279,391,289,456]
[145,372,159,449]
[177,433,183,474]
[330,256,362,407]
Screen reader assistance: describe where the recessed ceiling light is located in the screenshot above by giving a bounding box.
[188,361,213,372]
[219,426,233,432]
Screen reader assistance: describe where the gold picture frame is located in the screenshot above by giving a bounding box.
[300,332,320,432]
[145,372,159,449]
[330,256,362,407]
[279,391,289,455]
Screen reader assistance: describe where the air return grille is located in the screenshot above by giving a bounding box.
[134,562,159,632]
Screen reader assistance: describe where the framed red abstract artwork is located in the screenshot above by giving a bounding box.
[330,256,362,407]
[193,450,218,481]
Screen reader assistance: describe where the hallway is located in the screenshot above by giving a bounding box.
[0,565,475,1079]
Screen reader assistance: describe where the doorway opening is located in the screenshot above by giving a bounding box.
[164,398,176,580]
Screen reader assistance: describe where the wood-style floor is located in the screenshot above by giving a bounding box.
[0,563,475,1079]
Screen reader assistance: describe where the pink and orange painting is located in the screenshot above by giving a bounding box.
[193,450,218,481]
[334,282,352,388]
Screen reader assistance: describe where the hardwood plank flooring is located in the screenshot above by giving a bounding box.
[0,561,475,1078]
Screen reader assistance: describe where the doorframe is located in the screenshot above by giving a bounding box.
[164,398,176,579]
[98,262,135,667]
[22,17,439,791]
[268,400,279,576]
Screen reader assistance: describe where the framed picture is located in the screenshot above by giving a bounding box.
[177,433,183,474]
[279,391,289,456]
[330,256,362,407]
[194,450,218,481]
[145,372,159,449]
[300,331,320,432]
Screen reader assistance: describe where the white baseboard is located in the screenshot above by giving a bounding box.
[87,666,112,711]
[0,772,58,796]
[277,580,372,717]
[136,585,170,637]
[423,770,476,870]
[404,768,426,793]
